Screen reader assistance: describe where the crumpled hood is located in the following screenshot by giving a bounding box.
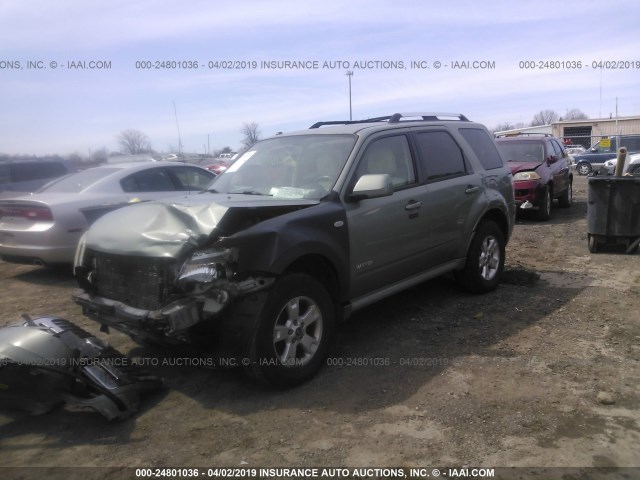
[83,193,318,258]
[508,161,542,175]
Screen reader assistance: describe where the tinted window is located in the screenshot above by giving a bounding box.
[121,168,176,192]
[459,128,503,170]
[550,139,565,158]
[12,162,66,182]
[356,135,416,189]
[621,137,640,151]
[171,167,214,190]
[41,167,121,193]
[415,131,467,180]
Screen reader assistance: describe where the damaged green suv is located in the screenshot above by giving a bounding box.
[73,113,516,386]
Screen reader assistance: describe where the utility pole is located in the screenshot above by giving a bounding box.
[346,71,353,120]
[173,101,183,155]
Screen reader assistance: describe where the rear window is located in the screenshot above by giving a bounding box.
[40,167,120,193]
[170,166,214,190]
[459,128,504,170]
[415,131,467,181]
[10,161,68,182]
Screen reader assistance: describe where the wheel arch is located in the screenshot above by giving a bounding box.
[282,254,345,319]
[474,208,510,245]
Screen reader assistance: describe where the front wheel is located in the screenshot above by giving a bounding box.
[577,163,592,176]
[536,186,552,221]
[456,221,505,293]
[558,180,572,208]
[243,273,334,387]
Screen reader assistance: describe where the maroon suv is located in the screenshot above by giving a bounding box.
[495,134,573,221]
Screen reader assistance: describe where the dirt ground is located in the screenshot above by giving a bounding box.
[0,174,639,477]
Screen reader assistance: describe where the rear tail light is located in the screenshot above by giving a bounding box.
[0,205,54,221]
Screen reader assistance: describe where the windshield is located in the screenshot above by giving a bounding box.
[207,134,356,200]
[39,167,121,193]
[496,143,544,163]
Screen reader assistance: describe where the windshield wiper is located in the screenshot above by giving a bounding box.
[230,190,272,196]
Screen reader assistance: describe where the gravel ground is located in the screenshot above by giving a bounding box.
[0,173,639,479]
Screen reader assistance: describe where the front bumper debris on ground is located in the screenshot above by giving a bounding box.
[0,315,162,420]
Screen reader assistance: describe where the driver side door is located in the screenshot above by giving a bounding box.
[344,133,430,298]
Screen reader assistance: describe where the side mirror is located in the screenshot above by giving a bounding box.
[590,147,598,152]
[348,174,394,201]
[547,155,558,164]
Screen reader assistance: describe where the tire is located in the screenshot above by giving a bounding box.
[456,221,505,293]
[588,234,598,253]
[536,186,552,221]
[558,179,572,208]
[577,163,591,176]
[242,273,334,387]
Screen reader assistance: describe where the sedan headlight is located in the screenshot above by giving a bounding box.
[177,247,238,285]
[513,171,541,181]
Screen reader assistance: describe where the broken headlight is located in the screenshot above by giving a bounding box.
[177,247,238,286]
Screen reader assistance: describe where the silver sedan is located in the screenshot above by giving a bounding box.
[0,161,214,266]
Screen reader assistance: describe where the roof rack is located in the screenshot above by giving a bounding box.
[309,116,391,129]
[388,112,469,123]
[309,112,469,129]
[495,132,553,138]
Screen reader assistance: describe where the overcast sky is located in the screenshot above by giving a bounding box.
[1,0,639,156]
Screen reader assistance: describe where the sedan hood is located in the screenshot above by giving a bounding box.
[507,160,543,175]
[83,193,319,258]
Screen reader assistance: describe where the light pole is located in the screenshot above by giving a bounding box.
[346,71,353,120]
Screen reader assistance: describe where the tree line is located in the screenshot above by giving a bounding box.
[492,108,588,132]
[1,122,262,167]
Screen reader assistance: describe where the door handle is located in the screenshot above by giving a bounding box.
[405,200,422,211]
[465,185,480,194]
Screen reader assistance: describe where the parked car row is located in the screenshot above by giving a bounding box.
[1,115,578,389]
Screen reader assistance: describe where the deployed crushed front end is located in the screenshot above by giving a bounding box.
[73,244,272,345]
[70,199,305,345]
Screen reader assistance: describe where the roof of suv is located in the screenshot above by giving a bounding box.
[495,133,554,140]
[277,112,474,137]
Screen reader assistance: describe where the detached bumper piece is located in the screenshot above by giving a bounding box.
[0,316,162,420]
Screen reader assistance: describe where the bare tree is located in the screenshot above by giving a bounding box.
[530,110,559,126]
[117,129,152,154]
[240,122,261,149]
[563,108,589,121]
